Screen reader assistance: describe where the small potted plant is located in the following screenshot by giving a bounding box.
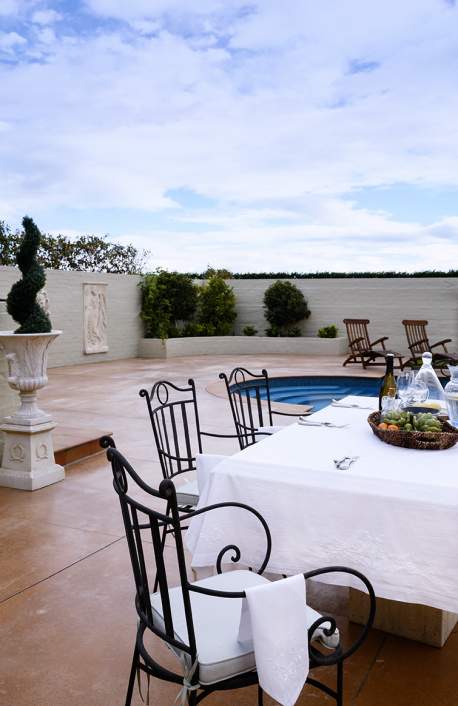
[0,216,63,489]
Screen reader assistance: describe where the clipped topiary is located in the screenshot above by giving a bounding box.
[7,216,52,334]
[263,280,310,336]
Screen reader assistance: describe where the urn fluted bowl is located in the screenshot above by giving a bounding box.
[0,330,61,426]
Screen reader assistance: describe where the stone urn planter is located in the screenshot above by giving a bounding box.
[0,330,64,490]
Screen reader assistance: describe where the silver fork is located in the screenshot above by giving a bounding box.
[331,399,373,410]
[299,420,349,429]
[334,456,359,470]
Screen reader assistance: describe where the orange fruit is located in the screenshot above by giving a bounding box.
[387,424,399,431]
[378,423,388,430]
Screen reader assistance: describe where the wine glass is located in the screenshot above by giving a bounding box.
[397,371,415,407]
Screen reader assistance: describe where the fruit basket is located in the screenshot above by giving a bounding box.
[368,412,458,450]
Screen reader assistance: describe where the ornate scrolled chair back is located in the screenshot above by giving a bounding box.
[103,440,198,660]
[101,438,376,705]
[219,367,272,449]
[140,379,203,481]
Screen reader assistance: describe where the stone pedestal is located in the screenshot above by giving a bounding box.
[0,330,64,491]
[349,588,458,648]
[0,420,64,490]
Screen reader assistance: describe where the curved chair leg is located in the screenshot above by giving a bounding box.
[125,645,139,706]
[258,685,264,706]
[336,660,343,706]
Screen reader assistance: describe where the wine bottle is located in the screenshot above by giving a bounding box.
[378,353,397,411]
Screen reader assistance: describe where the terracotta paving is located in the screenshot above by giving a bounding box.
[0,355,456,706]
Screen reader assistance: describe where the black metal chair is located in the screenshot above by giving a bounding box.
[140,379,238,511]
[102,440,376,706]
[219,367,308,449]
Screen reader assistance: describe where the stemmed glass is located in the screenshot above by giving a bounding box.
[397,371,415,407]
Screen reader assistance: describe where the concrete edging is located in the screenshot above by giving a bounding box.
[138,336,348,358]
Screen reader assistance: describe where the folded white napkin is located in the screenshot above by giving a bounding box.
[196,454,227,494]
[239,574,309,706]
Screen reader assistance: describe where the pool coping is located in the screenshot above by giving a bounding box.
[206,371,382,416]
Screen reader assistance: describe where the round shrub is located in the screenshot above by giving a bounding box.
[242,325,258,336]
[263,281,310,336]
[318,324,338,339]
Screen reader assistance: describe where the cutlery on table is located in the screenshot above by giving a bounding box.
[333,456,359,470]
[299,418,349,429]
[331,399,374,410]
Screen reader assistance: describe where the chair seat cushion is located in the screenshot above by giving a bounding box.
[150,570,339,686]
[176,478,199,506]
[256,425,283,437]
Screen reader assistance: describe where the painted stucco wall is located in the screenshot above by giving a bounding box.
[229,278,458,354]
[0,266,142,368]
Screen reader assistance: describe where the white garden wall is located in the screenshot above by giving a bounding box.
[0,266,142,368]
[229,278,458,355]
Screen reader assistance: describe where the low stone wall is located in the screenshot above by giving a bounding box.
[139,336,348,358]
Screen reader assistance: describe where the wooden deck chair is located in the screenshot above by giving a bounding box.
[402,319,456,368]
[343,319,403,369]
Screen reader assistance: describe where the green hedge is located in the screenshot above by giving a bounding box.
[185,270,458,279]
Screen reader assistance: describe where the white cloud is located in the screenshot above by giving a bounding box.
[31,9,62,25]
[0,31,27,52]
[1,0,458,270]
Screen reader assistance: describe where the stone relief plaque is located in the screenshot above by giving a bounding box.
[83,283,109,355]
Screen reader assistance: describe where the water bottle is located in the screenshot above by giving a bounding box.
[444,366,458,427]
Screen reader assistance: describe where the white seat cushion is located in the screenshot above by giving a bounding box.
[176,478,199,506]
[257,425,283,436]
[150,570,339,686]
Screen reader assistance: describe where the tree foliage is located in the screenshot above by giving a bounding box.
[140,270,198,339]
[196,275,237,335]
[139,271,237,338]
[6,216,52,334]
[263,280,310,336]
[0,221,148,274]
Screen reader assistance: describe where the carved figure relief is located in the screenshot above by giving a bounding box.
[83,283,108,355]
[37,289,50,317]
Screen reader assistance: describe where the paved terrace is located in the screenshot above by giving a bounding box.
[0,356,456,706]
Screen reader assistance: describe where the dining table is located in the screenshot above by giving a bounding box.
[185,395,458,647]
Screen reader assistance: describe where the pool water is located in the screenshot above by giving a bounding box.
[265,375,380,411]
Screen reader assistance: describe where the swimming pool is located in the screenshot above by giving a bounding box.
[264,375,380,411]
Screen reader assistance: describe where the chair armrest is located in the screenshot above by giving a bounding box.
[409,337,429,351]
[201,431,245,439]
[369,336,389,349]
[430,338,452,350]
[303,566,376,666]
[181,501,272,591]
[272,410,311,418]
[348,336,366,349]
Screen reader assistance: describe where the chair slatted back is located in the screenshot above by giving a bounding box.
[402,320,431,357]
[343,319,371,352]
[140,380,202,481]
[219,368,273,449]
[105,440,197,659]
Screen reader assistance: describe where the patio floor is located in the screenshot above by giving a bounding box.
[0,355,456,706]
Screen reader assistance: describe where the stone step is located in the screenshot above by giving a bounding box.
[53,426,112,467]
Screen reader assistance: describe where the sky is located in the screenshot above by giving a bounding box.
[1,0,458,273]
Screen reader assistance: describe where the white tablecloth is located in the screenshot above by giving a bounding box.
[186,396,458,612]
